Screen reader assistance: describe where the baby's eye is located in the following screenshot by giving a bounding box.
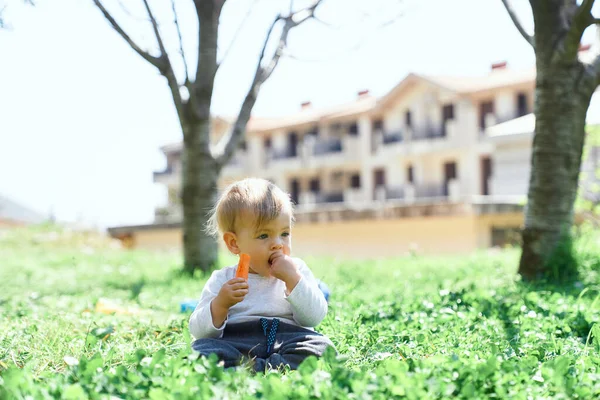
[281,232,290,237]
[257,233,268,240]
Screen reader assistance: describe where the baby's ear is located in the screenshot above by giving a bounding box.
[223,232,240,254]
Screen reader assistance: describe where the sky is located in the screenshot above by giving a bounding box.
[0,0,596,230]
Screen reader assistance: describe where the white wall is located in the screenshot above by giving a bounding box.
[490,144,531,196]
[495,90,514,123]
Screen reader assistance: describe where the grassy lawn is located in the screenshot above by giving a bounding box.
[1,224,600,399]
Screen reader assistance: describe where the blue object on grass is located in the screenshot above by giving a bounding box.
[180,299,199,313]
[180,280,331,313]
[318,280,330,302]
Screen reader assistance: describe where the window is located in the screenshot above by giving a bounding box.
[372,119,383,131]
[517,93,528,117]
[443,162,457,196]
[374,169,386,186]
[289,179,300,205]
[287,132,298,157]
[442,104,454,137]
[479,101,494,130]
[309,178,320,193]
[405,110,412,128]
[348,122,359,136]
[407,165,414,183]
[350,174,361,188]
[264,137,272,149]
[442,104,454,121]
[481,157,492,195]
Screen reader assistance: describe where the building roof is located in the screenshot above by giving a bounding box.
[487,113,535,138]
[249,67,536,131]
[159,66,537,154]
[246,95,377,132]
[420,67,536,94]
[0,194,46,224]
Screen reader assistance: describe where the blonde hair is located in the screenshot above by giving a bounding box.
[205,178,294,238]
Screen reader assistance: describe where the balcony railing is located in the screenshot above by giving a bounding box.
[382,132,403,145]
[374,185,405,201]
[298,191,345,207]
[316,192,344,203]
[414,184,446,198]
[270,148,296,160]
[412,127,445,141]
[386,186,405,200]
[313,138,343,156]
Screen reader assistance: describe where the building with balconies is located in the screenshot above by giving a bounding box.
[108,62,599,257]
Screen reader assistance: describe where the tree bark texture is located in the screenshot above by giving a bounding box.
[517,0,598,280]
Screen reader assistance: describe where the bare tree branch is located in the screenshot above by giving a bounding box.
[171,0,190,84]
[1,0,35,30]
[0,5,8,29]
[564,0,597,58]
[283,9,404,63]
[501,0,534,48]
[215,0,323,167]
[116,0,149,23]
[140,0,185,126]
[93,0,166,70]
[218,0,260,70]
[580,0,595,18]
[141,0,167,61]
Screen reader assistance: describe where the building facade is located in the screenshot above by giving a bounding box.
[108,62,598,257]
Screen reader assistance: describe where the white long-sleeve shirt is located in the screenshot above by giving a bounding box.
[189,257,327,340]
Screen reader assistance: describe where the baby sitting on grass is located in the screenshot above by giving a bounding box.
[189,178,335,372]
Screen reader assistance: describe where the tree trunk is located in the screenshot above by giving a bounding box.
[519,61,594,280]
[181,119,220,274]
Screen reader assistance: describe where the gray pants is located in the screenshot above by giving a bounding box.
[191,319,335,372]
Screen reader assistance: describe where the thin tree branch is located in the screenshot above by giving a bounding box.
[217,0,260,70]
[214,0,323,167]
[141,0,168,63]
[580,0,595,18]
[116,0,149,23]
[0,6,7,29]
[1,0,34,30]
[565,0,597,58]
[283,9,404,63]
[171,0,190,84]
[92,0,165,69]
[141,0,185,127]
[500,0,534,48]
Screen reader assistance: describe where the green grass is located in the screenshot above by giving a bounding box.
[1,224,600,399]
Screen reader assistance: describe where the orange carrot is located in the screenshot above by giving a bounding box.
[236,253,250,280]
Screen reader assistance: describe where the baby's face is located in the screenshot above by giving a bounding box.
[234,211,292,277]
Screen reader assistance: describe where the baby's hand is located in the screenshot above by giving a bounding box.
[214,278,249,309]
[269,254,301,292]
